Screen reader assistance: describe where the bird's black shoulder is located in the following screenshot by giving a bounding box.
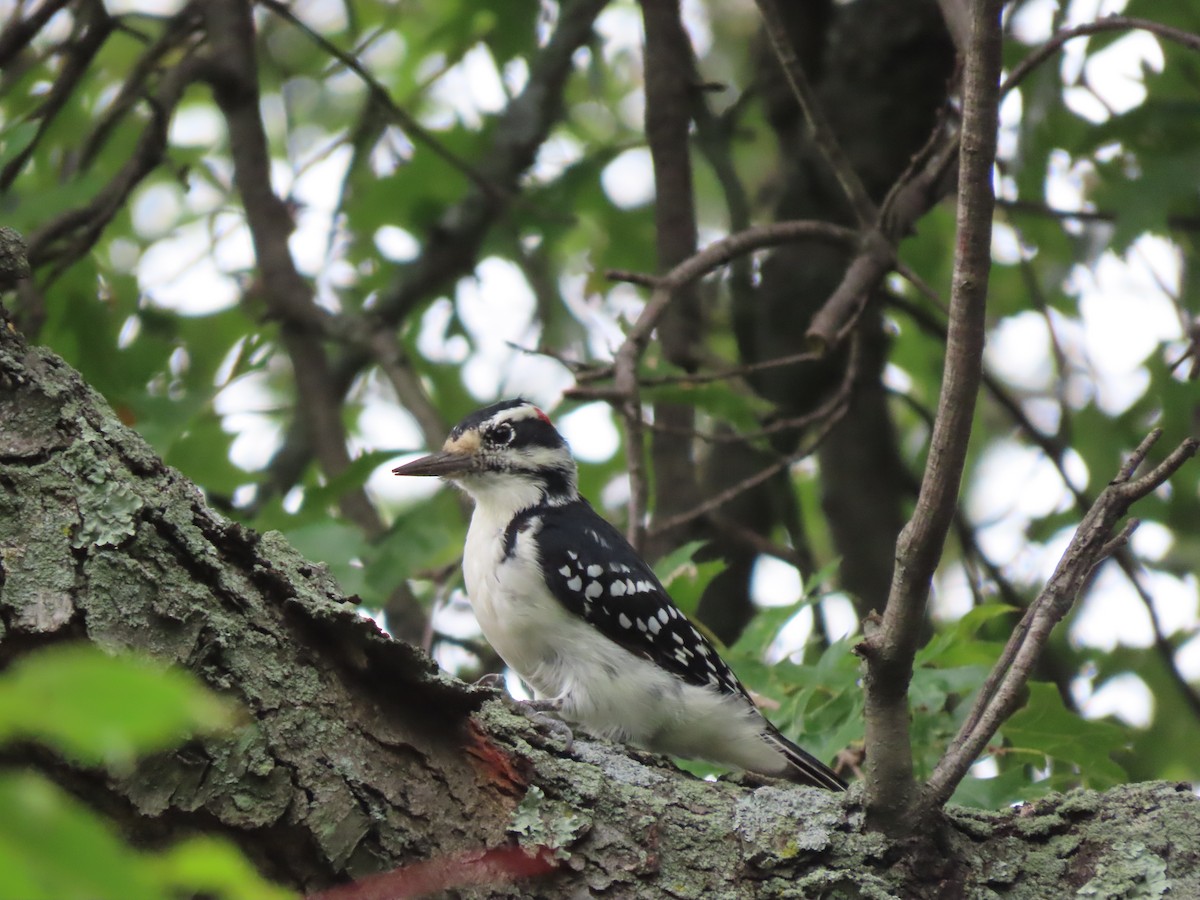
[508,499,746,698]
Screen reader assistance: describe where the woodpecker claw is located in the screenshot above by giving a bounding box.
[518,699,574,753]
[473,672,505,690]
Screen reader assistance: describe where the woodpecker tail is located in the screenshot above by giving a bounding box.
[763,724,848,791]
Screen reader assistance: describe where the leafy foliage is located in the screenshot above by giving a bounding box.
[0,646,290,900]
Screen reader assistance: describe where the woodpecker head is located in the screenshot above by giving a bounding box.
[392,399,578,507]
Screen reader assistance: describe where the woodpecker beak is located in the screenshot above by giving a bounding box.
[392,450,477,478]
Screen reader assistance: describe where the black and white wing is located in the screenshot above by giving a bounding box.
[511,499,747,698]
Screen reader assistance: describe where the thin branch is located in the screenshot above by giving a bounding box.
[0,0,72,68]
[707,514,809,573]
[751,0,877,227]
[893,287,1200,723]
[859,0,1003,834]
[79,5,203,172]
[804,107,960,352]
[1001,16,1200,97]
[605,220,857,337]
[257,0,508,202]
[999,198,1200,233]
[645,337,858,540]
[1125,554,1200,722]
[27,53,204,277]
[806,10,1200,362]
[646,408,845,541]
[923,432,1199,812]
[0,0,113,190]
[603,218,857,548]
[366,330,447,455]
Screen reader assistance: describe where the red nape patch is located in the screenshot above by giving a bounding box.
[533,407,552,425]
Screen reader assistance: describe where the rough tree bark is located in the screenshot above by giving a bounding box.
[2,274,1200,897]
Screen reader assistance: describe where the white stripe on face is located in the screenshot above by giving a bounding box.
[486,403,548,429]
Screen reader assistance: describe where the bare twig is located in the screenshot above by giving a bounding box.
[805,113,961,352]
[605,219,857,343]
[751,0,876,226]
[257,0,507,202]
[923,432,1199,812]
[605,217,857,549]
[858,0,1003,835]
[1001,16,1200,96]
[646,337,858,540]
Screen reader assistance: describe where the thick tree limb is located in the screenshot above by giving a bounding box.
[633,0,705,556]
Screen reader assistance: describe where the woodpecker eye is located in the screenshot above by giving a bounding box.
[489,422,515,445]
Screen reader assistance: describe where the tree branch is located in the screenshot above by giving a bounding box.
[923,431,1199,813]
[200,0,383,541]
[751,0,877,227]
[256,0,508,203]
[1001,16,1200,96]
[859,0,1003,835]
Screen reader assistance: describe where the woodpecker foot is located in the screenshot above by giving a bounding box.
[517,699,574,752]
[473,672,506,691]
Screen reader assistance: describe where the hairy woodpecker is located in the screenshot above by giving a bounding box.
[393,399,847,791]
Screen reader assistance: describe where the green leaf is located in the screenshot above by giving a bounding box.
[1001,682,1129,788]
[0,121,38,171]
[0,645,236,766]
[917,603,1016,668]
[150,836,295,900]
[0,771,295,900]
[652,541,721,616]
[280,519,370,598]
[0,770,159,900]
[1093,647,1200,784]
[728,599,809,660]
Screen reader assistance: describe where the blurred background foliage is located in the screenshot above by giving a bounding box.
[1,3,1199,888]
